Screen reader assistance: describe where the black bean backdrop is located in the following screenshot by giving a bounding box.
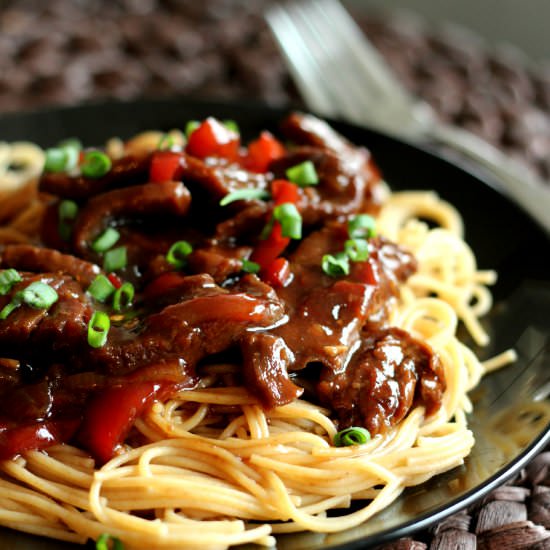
[1,1,550,549]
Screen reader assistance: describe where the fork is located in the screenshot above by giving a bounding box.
[266,0,550,234]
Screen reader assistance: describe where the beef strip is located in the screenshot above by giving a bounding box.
[39,154,151,199]
[72,180,192,256]
[317,327,446,435]
[1,244,101,286]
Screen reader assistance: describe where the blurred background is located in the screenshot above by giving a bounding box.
[0,0,549,180]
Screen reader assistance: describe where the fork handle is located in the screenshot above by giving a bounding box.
[428,123,550,234]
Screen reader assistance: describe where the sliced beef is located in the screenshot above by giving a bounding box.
[72,180,191,256]
[317,327,446,435]
[270,146,381,225]
[240,332,303,409]
[0,272,92,361]
[1,245,101,286]
[273,225,417,374]
[39,154,151,200]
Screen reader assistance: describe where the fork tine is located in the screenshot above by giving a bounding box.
[266,4,337,117]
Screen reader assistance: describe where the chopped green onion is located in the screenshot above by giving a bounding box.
[91,228,120,253]
[219,188,271,206]
[0,280,58,319]
[185,120,200,139]
[103,246,127,273]
[157,133,175,150]
[87,275,116,303]
[58,199,79,241]
[322,252,350,277]
[348,214,376,239]
[112,282,135,312]
[44,147,69,173]
[241,259,260,274]
[223,119,239,134]
[273,203,302,240]
[87,311,110,348]
[344,238,369,262]
[96,533,125,550]
[58,138,82,171]
[166,240,193,270]
[285,160,319,187]
[0,269,21,295]
[334,427,371,447]
[0,300,20,320]
[18,281,58,309]
[58,199,78,221]
[81,151,112,179]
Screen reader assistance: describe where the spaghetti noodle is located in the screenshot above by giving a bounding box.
[0,114,511,549]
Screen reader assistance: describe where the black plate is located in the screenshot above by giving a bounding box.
[1,98,550,550]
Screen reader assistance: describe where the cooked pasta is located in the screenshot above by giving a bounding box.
[0,114,513,549]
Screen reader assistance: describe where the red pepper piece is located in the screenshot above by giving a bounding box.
[260,257,292,288]
[250,222,290,269]
[149,151,184,183]
[186,118,240,161]
[78,382,161,464]
[244,131,285,173]
[271,179,300,206]
[0,419,80,460]
[107,273,123,289]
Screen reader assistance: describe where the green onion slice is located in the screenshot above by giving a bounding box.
[58,199,78,221]
[166,240,193,270]
[0,280,58,319]
[285,160,319,187]
[322,252,350,277]
[112,282,135,312]
[348,214,377,239]
[44,148,69,173]
[334,427,371,447]
[96,533,125,550]
[223,119,240,134]
[58,138,82,171]
[344,238,369,262]
[81,151,112,179]
[219,188,271,206]
[103,246,127,273]
[241,259,260,274]
[0,269,21,295]
[273,203,302,240]
[157,133,175,150]
[185,120,200,139]
[91,228,120,253]
[87,275,116,303]
[87,311,110,348]
[0,300,20,320]
[18,281,59,309]
[58,199,79,241]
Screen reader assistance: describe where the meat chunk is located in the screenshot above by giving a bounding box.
[39,154,151,199]
[317,327,446,435]
[1,245,101,286]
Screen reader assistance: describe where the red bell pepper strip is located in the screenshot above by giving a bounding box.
[250,180,301,270]
[149,151,184,183]
[271,179,300,205]
[186,118,240,161]
[107,273,123,289]
[244,131,286,173]
[260,257,292,288]
[250,222,290,269]
[0,419,80,460]
[78,382,162,464]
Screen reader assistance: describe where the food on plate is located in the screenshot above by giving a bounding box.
[0,113,512,549]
